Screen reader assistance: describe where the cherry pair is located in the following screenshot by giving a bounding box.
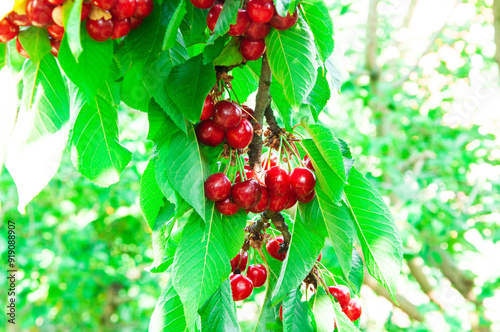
[328,285,362,322]
[266,235,322,262]
[229,252,267,301]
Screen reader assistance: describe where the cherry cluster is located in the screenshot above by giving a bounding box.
[0,0,153,58]
[228,251,268,301]
[191,0,299,61]
[327,285,363,323]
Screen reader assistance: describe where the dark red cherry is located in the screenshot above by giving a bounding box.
[226,119,253,149]
[50,38,60,57]
[241,105,254,120]
[6,12,31,27]
[92,0,116,10]
[266,235,286,261]
[204,173,231,202]
[110,0,136,19]
[284,192,296,209]
[134,0,153,19]
[47,24,64,40]
[86,18,114,41]
[268,193,289,212]
[16,38,29,58]
[249,185,270,213]
[195,119,225,147]
[190,0,215,9]
[343,298,362,322]
[216,196,240,215]
[244,21,271,40]
[303,155,315,171]
[230,274,254,301]
[269,10,298,30]
[112,18,131,39]
[26,0,55,28]
[246,264,267,288]
[130,16,142,29]
[230,251,248,272]
[239,38,266,61]
[290,167,316,197]
[48,0,64,4]
[247,0,275,23]
[0,18,19,43]
[262,151,278,170]
[206,4,222,32]
[328,285,351,310]
[235,169,263,185]
[295,190,315,204]
[200,95,215,121]
[81,2,92,20]
[52,5,63,26]
[265,166,290,196]
[228,9,251,36]
[213,100,242,129]
[231,178,262,209]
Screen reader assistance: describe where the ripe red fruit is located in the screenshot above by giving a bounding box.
[328,285,351,310]
[265,166,290,196]
[226,119,253,149]
[303,155,315,171]
[247,0,275,23]
[266,235,286,261]
[47,0,64,4]
[246,264,267,288]
[262,152,278,170]
[230,274,254,301]
[190,0,215,9]
[110,0,137,19]
[228,9,251,36]
[317,252,322,262]
[6,12,31,27]
[195,119,225,147]
[295,190,315,203]
[0,18,19,43]
[213,100,242,130]
[249,185,270,213]
[239,38,266,61]
[81,2,92,20]
[279,305,283,321]
[343,298,362,322]
[130,17,142,29]
[112,18,131,39]
[26,0,55,28]
[15,38,29,58]
[231,178,262,209]
[230,251,248,272]
[204,173,231,202]
[284,192,296,209]
[47,24,64,40]
[268,192,289,212]
[92,0,116,10]
[50,38,60,57]
[52,5,63,26]
[200,95,215,121]
[206,4,222,32]
[235,169,263,185]
[134,0,153,19]
[269,11,298,30]
[290,167,316,197]
[244,21,271,40]
[86,18,114,42]
[241,105,254,121]
[216,196,240,215]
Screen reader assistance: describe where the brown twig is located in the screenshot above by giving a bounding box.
[264,105,281,136]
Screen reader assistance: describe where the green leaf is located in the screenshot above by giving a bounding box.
[17,27,51,63]
[213,38,244,66]
[0,43,7,69]
[300,0,334,62]
[217,210,247,260]
[149,220,182,273]
[163,0,188,50]
[70,95,132,186]
[208,0,239,43]
[62,0,83,59]
[121,65,151,112]
[140,159,166,228]
[332,298,359,332]
[348,249,364,294]
[282,288,316,332]
[231,61,260,103]
[305,68,330,122]
[199,279,240,332]
[344,168,403,301]
[270,79,294,132]
[149,279,187,332]
[266,17,317,107]
[59,30,113,101]
[181,5,209,46]
[147,99,179,145]
[275,0,299,17]
[166,54,216,123]
[310,289,336,332]
[203,35,229,64]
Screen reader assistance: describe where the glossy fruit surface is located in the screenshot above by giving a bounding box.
[190,0,215,9]
[269,10,298,30]
[328,285,351,310]
[295,190,315,203]
[249,185,270,213]
[266,235,286,261]
[247,0,275,23]
[206,4,222,31]
[279,305,283,321]
[235,169,263,185]
[245,21,271,40]
[216,196,240,215]
[86,18,114,41]
[228,9,251,36]
[81,2,92,20]
[48,0,65,4]
[26,0,55,28]
[284,192,296,209]
[290,167,316,197]
[200,95,215,120]
[130,16,142,29]
[110,0,137,19]
[230,274,254,301]
[47,24,64,40]
[268,193,289,212]
[231,179,262,209]
[343,298,362,322]
[92,0,116,10]
[240,38,266,61]
[241,105,254,120]
[226,119,253,149]
[6,12,31,26]
[50,38,60,56]
[52,5,63,26]
[265,166,290,195]
[0,19,19,43]
[204,173,231,202]
[16,38,29,58]
[230,251,248,272]
[112,18,131,39]
[135,0,154,18]
[303,155,315,171]
[195,119,225,146]
[213,100,242,129]
[246,264,267,288]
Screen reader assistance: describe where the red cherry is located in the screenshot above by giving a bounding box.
[48,0,64,4]
[195,119,225,146]
[239,38,266,61]
[86,18,114,41]
[130,16,142,29]
[230,274,254,301]
[190,0,215,9]
[241,105,254,121]
[200,95,215,121]
[26,0,55,28]
[206,4,222,32]
[231,178,262,209]
[284,192,296,209]
[317,252,322,262]
[6,12,31,27]
[246,264,267,288]
[290,167,316,197]
[15,38,29,58]
[92,0,116,10]
[50,38,60,57]
[279,305,283,321]
[235,169,263,185]
[303,155,315,171]
[230,251,249,272]
[0,18,19,43]
[247,0,275,23]
[226,119,253,149]
[52,5,63,26]
[262,152,278,170]
[269,10,298,30]
[47,24,64,40]
[81,2,92,20]
[328,285,351,310]
[134,0,153,19]
[110,0,137,19]
[112,18,131,39]
[204,173,231,202]
[213,100,242,129]
[343,298,362,322]
[249,185,270,213]
[295,190,315,203]
[244,21,271,40]
[228,9,251,36]
[266,235,286,261]
[265,166,290,196]
[268,193,289,212]
[216,196,240,215]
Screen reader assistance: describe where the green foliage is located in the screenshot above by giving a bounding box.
[199,279,240,331]
[17,27,51,63]
[282,288,316,332]
[62,0,84,59]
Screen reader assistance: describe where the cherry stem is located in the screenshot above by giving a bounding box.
[283,138,303,167]
[237,154,247,181]
[317,261,338,286]
[266,146,272,170]
[277,135,284,167]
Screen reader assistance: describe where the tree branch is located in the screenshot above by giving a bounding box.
[267,211,291,252]
[264,105,281,136]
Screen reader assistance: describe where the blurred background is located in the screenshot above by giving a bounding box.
[1,0,500,331]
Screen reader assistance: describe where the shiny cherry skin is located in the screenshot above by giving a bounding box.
[241,105,254,120]
[195,119,225,147]
[226,119,253,149]
[235,169,263,185]
[303,155,315,171]
[206,4,222,32]
[343,298,362,322]
[295,190,315,203]
[190,0,215,9]
[110,0,137,19]
[92,0,116,10]
[48,0,64,4]
[16,38,30,58]
[240,38,266,61]
[52,5,63,26]
[213,100,242,129]
[112,18,131,39]
[244,21,271,40]
[130,17,142,29]
[86,18,114,41]
[216,196,240,215]
[230,274,254,301]
[50,38,60,57]
[266,235,286,261]
[262,152,278,170]
[6,12,31,27]
[228,9,251,36]
[81,3,92,20]
[204,173,231,202]
[0,19,19,43]
[265,166,290,196]
[284,192,296,209]
[200,95,215,121]
[247,0,275,23]
[47,24,64,40]
[269,10,298,30]
[268,193,289,212]
[328,285,351,310]
[134,0,153,19]
[26,0,55,28]
[230,251,249,272]
[231,178,262,209]
[249,185,270,213]
[246,264,267,288]
[279,305,283,321]
[290,167,316,197]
